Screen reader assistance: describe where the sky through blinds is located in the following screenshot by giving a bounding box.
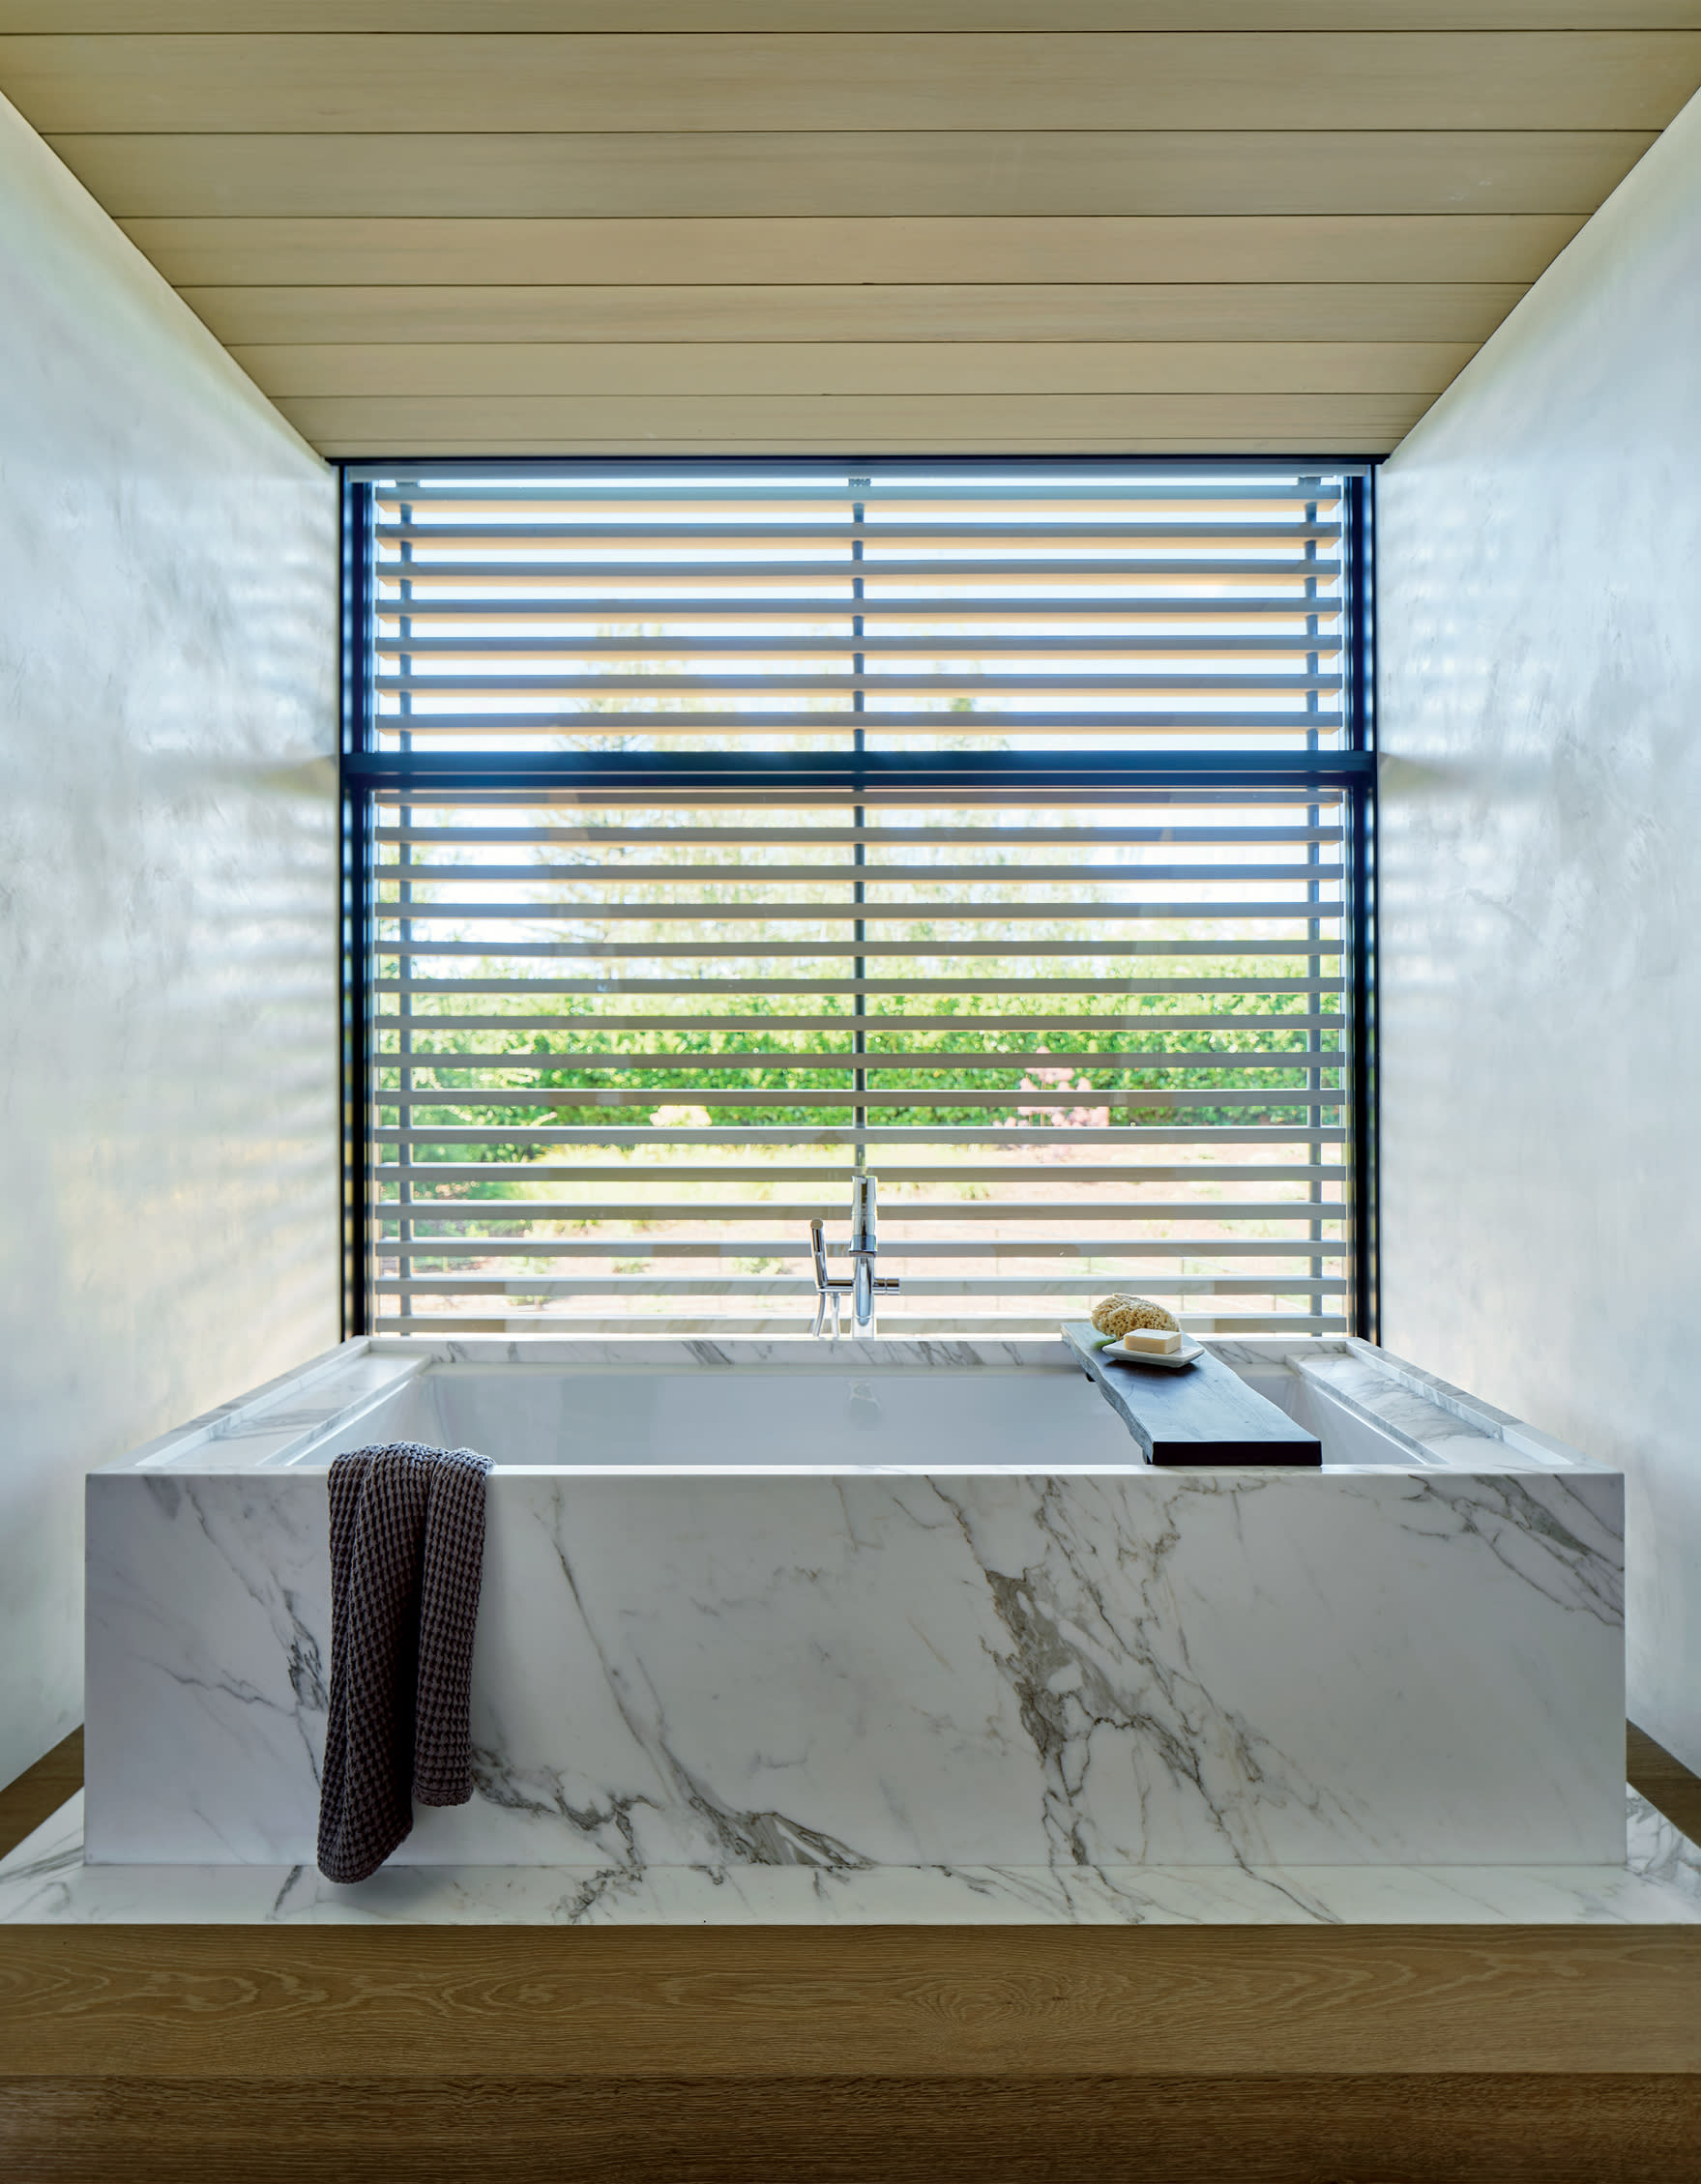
[353,463,1366,1338]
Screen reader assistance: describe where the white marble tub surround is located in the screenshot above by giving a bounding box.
[3,1790,1695,1930]
[1217,1338,1603,1474]
[85,1335,1626,1876]
[123,1340,429,1472]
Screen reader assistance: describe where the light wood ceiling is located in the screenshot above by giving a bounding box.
[3,6,1699,459]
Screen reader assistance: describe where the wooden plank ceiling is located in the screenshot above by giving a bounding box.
[1,5,1699,458]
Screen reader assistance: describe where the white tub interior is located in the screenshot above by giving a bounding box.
[120,1333,1598,1477]
[313,1361,1145,1472]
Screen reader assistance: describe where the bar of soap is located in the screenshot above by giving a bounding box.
[1117,1325,1183,1355]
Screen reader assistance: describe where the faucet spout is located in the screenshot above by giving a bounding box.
[808,1175,900,1339]
[849,1171,877,1258]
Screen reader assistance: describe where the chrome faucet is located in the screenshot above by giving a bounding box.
[809,1173,900,1339]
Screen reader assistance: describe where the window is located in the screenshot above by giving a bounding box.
[342,461,1373,1341]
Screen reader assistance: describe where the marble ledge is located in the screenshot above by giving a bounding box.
[4,1790,1697,1929]
[121,1335,1079,1474]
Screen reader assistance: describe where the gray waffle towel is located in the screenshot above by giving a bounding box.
[316,1441,493,1883]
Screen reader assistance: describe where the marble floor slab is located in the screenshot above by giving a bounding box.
[4,1789,1696,1928]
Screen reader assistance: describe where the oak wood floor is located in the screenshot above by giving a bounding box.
[1628,1722,1701,1845]
[6,2074,1701,2184]
[1,1723,1698,2181]
[0,1729,80,1865]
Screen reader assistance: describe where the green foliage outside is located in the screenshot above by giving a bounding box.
[371,969,1344,1218]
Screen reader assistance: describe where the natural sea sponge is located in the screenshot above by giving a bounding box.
[1090,1294,1181,1338]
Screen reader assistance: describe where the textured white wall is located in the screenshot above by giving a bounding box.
[1379,90,1701,1773]
[0,97,338,1786]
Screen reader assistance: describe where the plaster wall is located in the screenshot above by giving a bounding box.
[1378,88,1701,1771]
[0,95,338,1786]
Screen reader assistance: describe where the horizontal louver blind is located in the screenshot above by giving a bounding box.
[367,469,1345,754]
[362,466,1353,1337]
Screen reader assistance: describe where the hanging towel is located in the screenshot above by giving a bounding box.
[316,1441,493,1884]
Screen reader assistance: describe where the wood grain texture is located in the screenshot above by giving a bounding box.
[0,1733,80,1865]
[114,214,1587,290]
[44,130,1658,219]
[2,17,1694,455]
[271,392,1432,452]
[3,2074,1701,2184]
[234,342,1475,397]
[4,1926,1701,2079]
[1630,1724,1701,1844]
[1,1733,1697,2176]
[1063,1324,1323,1465]
[293,443,1391,457]
[181,283,1535,347]
[279,391,1441,436]
[8,5,1701,30]
[4,34,1700,135]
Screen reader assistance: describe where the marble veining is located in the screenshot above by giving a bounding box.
[2,1789,1694,1928]
[86,1464,1627,1869]
[1297,1357,1502,1469]
[132,1338,1070,1474]
[432,1335,1062,1374]
[84,1335,1627,1875]
[1210,1338,1601,1473]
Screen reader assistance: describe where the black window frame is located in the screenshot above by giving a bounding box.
[337,456,1376,1346]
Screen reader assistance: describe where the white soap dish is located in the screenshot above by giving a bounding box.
[1100,1336,1204,1372]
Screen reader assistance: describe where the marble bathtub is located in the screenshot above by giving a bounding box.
[84,1335,1627,1878]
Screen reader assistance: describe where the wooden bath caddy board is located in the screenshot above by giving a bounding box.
[1061,1324,1322,1469]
